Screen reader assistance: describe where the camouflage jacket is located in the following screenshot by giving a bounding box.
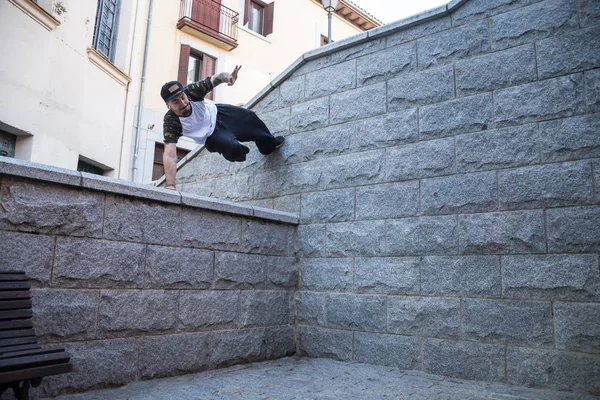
[162,77,214,144]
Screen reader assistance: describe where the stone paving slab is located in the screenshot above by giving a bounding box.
[55,357,599,400]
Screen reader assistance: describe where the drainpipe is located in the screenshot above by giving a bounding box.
[131,0,154,182]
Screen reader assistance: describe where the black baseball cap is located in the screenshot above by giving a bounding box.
[161,81,185,102]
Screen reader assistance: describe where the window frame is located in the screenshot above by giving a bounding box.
[248,1,264,35]
[187,53,203,85]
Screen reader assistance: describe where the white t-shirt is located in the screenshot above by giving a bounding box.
[179,100,218,145]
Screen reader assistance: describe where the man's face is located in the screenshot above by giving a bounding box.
[166,92,190,116]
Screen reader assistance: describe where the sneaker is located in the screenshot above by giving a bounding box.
[274,136,285,149]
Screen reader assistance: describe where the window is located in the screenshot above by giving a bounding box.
[77,156,111,175]
[187,54,203,85]
[248,2,263,34]
[92,0,121,61]
[243,0,274,36]
[153,143,190,181]
[77,160,104,175]
[178,45,216,100]
[0,131,16,158]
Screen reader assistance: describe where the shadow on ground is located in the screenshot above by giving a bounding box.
[54,357,600,400]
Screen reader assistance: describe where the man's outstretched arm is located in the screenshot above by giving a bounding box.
[186,65,242,99]
[163,142,178,190]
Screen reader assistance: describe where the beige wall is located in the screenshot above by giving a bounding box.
[134,0,366,183]
[0,0,144,177]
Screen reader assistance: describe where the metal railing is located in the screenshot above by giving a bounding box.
[180,0,239,42]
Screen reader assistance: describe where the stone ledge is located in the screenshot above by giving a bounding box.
[0,157,298,225]
[270,57,307,89]
[446,0,470,13]
[182,192,253,217]
[243,82,274,111]
[87,48,131,87]
[0,156,81,187]
[252,206,299,224]
[81,172,181,205]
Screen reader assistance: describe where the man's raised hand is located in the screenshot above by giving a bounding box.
[228,65,242,86]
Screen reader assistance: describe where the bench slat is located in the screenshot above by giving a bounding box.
[0,352,70,372]
[0,337,37,348]
[0,320,33,331]
[0,348,64,360]
[0,344,41,354]
[0,274,28,282]
[0,271,72,388]
[0,362,72,384]
[0,300,33,310]
[0,292,31,300]
[0,310,32,320]
[0,329,35,340]
[0,282,31,290]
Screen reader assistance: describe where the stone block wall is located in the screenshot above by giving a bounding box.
[174,0,600,394]
[0,158,298,398]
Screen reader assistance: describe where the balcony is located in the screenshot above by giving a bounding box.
[178,0,239,51]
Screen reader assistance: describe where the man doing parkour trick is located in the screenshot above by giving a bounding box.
[160,65,284,190]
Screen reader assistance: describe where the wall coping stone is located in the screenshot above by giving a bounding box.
[271,57,307,88]
[0,156,82,187]
[181,192,254,216]
[367,5,449,40]
[81,172,181,205]
[252,206,299,224]
[0,157,298,225]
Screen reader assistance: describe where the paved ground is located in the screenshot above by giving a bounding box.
[55,357,599,400]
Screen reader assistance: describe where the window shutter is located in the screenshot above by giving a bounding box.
[191,0,201,22]
[194,0,221,32]
[263,2,274,36]
[178,44,191,84]
[202,54,217,100]
[243,0,251,25]
[208,0,222,32]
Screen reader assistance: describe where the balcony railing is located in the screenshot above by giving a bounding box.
[178,0,239,50]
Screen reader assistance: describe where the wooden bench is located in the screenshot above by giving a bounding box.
[0,271,72,400]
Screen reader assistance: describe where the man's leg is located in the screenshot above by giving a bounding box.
[204,124,249,162]
[216,104,284,155]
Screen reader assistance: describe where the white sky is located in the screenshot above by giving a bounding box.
[348,0,451,24]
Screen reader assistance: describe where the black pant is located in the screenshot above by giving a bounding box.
[204,104,278,162]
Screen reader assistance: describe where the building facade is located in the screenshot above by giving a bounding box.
[135,0,380,183]
[0,0,146,177]
[0,0,379,182]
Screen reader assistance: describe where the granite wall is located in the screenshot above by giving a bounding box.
[0,157,298,398]
[173,0,600,394]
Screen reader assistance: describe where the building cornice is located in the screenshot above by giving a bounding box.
[8,0,60,31]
